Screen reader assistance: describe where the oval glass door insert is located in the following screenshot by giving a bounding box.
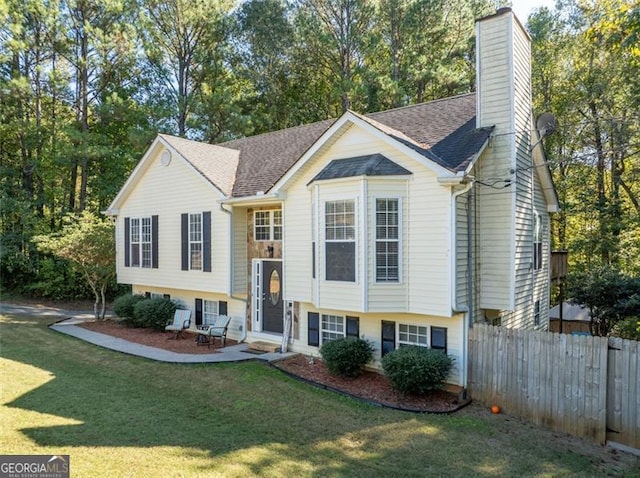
[269,269,281,305]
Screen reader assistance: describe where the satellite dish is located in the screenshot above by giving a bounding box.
[536,112,557,137]
[530,112,558,152]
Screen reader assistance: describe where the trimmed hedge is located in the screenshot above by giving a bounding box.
[133,297,178,330]
[320,337,374,378]
[113,293,147,325]
[381,346,454,394]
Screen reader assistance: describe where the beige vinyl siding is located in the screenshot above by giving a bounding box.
[476,11,534,311]
[502,171,551,329]
[131,285,246,341]
[476,14,516,310]
[367,180,408,312]
[289,302,466,386]
[282,124,453,317]
[117,147,229,293]
[406,171,452,316]
[232,207,248,297]
[534,175,551,330]
[455,193,469,309]
[316,179,362,311]
[282,185,313,303]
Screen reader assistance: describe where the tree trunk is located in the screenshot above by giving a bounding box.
[100,284,107,320]
[590,101,609,264]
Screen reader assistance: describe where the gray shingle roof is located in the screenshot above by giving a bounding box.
[309,154,412,184]
[221,120,334,197]
[165,92,490,198]
[159,134,239,196]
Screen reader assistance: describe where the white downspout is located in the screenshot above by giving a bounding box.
[450,180,473,312]
[448,178,474,390]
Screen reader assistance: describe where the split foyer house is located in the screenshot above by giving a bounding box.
[105,8,559,387]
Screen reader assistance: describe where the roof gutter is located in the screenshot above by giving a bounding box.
[219,191,283,206]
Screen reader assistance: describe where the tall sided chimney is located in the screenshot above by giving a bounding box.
[475,8,532,312]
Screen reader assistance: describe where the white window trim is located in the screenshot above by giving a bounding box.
[320,314,346,343]
[398,323,428,347]
[533,210,543,272]
[254,209,282,241]
[203,299,219,326]
[373,196,402,284]
[534,299,541,326]
[323,197,358,283]
[189,212,203,271]
[130,216,152,268]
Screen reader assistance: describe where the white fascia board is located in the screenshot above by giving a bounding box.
[219,192,282,207]
[531,123,560,213]
[104,136,165,215]
[463,137,491,176]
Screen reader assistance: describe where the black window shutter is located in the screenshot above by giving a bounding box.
[195,298,203,326]
[181,213,189,271]
[124,217,130,267]
[219,301,227,316]
[163,294,170,299]
[202,211,212,272]
[144,292,151,298]
[151,215,159,269]
[381,320,396,357]
[308,312,320,346]
[346,316,359,338]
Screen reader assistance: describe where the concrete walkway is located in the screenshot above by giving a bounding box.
[2,303,296,364]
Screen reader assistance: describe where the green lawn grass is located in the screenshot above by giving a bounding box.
[1,309,639,477]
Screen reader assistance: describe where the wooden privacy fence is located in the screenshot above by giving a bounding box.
[468,324,640,450]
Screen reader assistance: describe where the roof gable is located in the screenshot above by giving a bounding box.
[105,135,236,214]
[221,93,488,198]
[159,134,238,196]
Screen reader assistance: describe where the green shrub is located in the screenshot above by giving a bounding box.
[320,337,374,378]
[113,293,147,324]
[132,297,178,330]
[381,346,454,394]
[611,316,640,341]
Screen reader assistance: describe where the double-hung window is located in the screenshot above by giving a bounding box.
[325,200,356,281]
[189,213,203,270]
[533,212,543,271]
[129,216,152,268]
[181,211,211,272]
[375,198,400,282]
[254,210,282,241]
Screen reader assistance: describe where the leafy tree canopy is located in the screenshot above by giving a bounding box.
[35,212,115,319]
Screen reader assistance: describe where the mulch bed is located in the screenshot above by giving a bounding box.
[78,319,236,354]
[273,354,469,413]
[78,319,468,412]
